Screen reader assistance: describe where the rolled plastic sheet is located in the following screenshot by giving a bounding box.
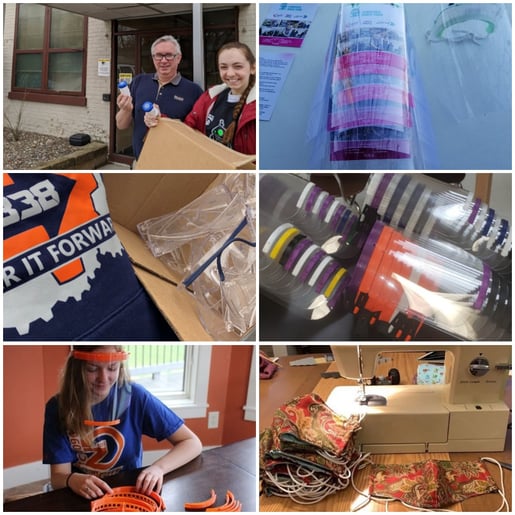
[346,221,511,341]
[259,173,361,260]
[260,214,349,320]
[328,4,414,167]
[363,173,511,275]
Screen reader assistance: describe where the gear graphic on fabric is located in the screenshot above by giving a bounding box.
[3,173,124,335]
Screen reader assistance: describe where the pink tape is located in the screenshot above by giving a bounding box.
[334,85,412,108]
[337,51,407,71]
[259,36,303,48]
[328,106,412,130]
[334,60,407,82]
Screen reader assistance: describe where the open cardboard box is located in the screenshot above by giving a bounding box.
[135,118,256,170]
[103,173,253,341]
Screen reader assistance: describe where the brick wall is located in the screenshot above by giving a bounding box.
[239,4,257,56]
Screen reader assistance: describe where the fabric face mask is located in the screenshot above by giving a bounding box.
[369,459,499,509]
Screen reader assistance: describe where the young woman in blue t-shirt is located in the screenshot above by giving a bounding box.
[43,345,202,499]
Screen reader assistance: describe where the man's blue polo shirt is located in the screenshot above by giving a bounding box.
[129,72,203,158]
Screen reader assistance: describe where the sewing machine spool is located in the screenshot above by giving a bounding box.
[328,345,511,453]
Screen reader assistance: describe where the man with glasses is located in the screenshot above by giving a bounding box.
[116,35,203,161]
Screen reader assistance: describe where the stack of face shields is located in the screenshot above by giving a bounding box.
[260,393,365,504]
[138,174,255,340]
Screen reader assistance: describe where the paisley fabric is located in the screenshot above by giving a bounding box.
[271,393,361,457]
[260,393,363,502]
[369,459,499,509]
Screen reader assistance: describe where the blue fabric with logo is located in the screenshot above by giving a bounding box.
[3,173,178,340]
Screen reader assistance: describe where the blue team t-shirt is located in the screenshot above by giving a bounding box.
[3,173,178,341]
[129,73,203,158]
[43,382,184,477]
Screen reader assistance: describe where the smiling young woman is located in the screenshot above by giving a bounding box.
[184,42,256,155]
[43,345,202,500]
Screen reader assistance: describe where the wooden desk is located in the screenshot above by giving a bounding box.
[260,352,512,512]
[4,438,256,512]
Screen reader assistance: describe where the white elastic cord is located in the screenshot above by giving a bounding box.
[481,457,510,512]
[263,445,368,505]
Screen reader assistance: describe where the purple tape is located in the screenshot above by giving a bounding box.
[330,148,411,161]
[474,264,492,310]
[330,204,347,231]
[336,208,351,234]
[331,138,411,155]
[468,198,481,224]
[346,220,385,298]
[340,214,358,243]
[319,194,335,221]
[383,174,411,224]
[315,260,340,294]
[283,237,312,273]
[328,274,351,309]
[304,186,322,213]
[298,249,326,283]
[371,174,393,209]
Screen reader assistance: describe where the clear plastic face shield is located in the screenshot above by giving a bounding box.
[72,349,131,427]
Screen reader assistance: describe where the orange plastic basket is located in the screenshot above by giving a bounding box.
[91,486,166,512]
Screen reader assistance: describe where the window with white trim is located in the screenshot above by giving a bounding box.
[125,344,211,419]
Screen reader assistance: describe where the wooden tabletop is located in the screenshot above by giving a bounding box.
[260,352,512,512]
[4,438,256,512]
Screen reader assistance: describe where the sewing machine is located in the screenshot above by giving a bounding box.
[327,345,511,453]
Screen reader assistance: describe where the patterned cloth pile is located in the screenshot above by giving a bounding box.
[259,393,364,504]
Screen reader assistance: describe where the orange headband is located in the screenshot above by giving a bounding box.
[72,350,129,362]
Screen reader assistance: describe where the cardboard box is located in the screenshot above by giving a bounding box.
[103,173,254,341]
[135,118,256,170]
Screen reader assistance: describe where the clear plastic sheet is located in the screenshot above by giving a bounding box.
[259,173,361,260]
[138,174,255,340]
[363,173,512,275]
[422,3,511,123]
[347,221,511,341]
[307,3,415,170]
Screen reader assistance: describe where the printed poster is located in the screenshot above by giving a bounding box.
[259,50,295,121]
[260,4,318,48]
